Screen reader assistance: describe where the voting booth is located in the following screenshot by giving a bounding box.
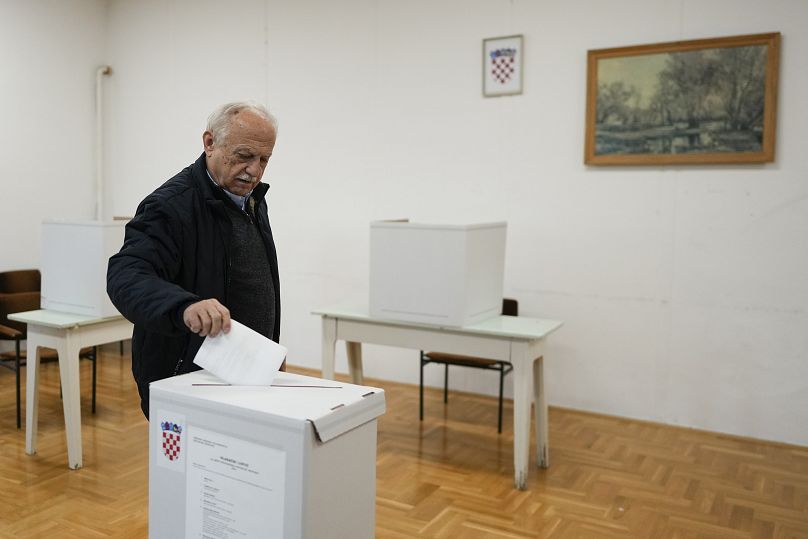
[149,370,386,539]
[370,220,507,326]
[40,220,125,317]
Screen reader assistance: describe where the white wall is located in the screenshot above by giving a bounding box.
[0,1,107,355]
[9,0,806,446]
[0,0,108,270]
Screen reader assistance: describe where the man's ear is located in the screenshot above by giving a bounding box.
[203,131,215,155]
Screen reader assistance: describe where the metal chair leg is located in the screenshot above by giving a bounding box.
[15,339,21,429]
[498,363,505,434]
[443,363,449,403]
[419,352,425,421]
[91,346,97,413]
[421,352,512,433]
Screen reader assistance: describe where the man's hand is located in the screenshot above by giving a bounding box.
[183,299,231,337]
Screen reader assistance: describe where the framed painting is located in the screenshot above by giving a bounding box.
[584,32,780,165]
[483,35,523,97]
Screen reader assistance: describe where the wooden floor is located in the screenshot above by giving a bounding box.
[0,346,806,538]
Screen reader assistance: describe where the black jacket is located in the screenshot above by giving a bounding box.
[107,153,281,417]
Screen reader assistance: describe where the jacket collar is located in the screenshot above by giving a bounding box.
[191,152,270,203]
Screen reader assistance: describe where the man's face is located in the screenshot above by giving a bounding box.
[203,111,276,197]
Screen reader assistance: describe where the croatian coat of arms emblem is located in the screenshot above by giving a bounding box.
[161,421,182,461]
[490,47,517,84]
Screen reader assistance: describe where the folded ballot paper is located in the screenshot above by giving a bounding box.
[193,320,287,385]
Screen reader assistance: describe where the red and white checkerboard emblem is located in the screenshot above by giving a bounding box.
[162,431,181,461]
[161,421,183,461]
[490,48,517,84]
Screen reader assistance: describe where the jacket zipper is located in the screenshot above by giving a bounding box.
[172,341,189,376]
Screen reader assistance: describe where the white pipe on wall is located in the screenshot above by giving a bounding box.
[95,65,112,221]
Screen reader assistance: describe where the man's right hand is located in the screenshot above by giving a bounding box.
[183,299,231,337]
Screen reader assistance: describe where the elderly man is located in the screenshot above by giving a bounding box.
[107,101,282,418]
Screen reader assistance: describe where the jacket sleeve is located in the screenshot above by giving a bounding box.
[107,195,198,335]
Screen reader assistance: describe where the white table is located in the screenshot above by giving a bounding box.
[313,306,563,490]
[8,309,133,470]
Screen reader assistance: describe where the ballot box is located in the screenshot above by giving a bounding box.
[149,370,385,539]
[40,219,125,317]
[370,219,507,326]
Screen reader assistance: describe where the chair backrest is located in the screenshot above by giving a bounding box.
[0,291,40,339]
[0,270,42,340]
[502,298,518,317]
[0,269,40,294]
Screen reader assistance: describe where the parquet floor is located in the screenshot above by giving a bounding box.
[0,346,806,538]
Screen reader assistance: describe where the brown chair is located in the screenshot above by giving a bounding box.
[0,269,97,429]
[419,298,518,433]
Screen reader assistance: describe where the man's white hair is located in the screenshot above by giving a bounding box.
[206,101,278,145]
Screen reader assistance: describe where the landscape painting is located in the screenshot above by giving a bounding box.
[584,33,780,165]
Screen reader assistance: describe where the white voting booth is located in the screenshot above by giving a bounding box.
[40,220,125,317]
[149,370,385,539]
[370,220,507,326]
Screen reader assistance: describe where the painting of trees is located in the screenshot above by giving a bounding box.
[716,46,767,131]
[585,33,779,165]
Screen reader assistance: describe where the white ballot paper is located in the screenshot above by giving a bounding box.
[193,320,287,385]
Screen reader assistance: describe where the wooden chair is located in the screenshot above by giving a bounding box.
[419,298,518,433]
[0,269,97,429]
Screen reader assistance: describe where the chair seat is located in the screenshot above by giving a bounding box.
[422,352,503,368]
[420,298,519,434]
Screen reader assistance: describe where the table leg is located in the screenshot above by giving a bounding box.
[57,331,83,470]
[25,339,42,456]
[321,317,337,380]
[510,341,533,490]
[345,342,364,385]
[533,355,549,468]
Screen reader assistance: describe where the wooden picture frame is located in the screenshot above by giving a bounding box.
[584,32,780,166]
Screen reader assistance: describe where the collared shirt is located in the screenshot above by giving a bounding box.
[206,169,249,210]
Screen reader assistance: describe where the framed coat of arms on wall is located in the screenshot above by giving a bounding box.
[483,35,524,97]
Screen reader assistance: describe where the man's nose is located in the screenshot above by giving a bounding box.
[245,157,263,178]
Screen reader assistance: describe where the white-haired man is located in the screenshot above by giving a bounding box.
[108,102,282,418]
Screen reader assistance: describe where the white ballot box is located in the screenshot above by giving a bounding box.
[41,219,126,317]
[370,219,507,326]
[149,370,386,539]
